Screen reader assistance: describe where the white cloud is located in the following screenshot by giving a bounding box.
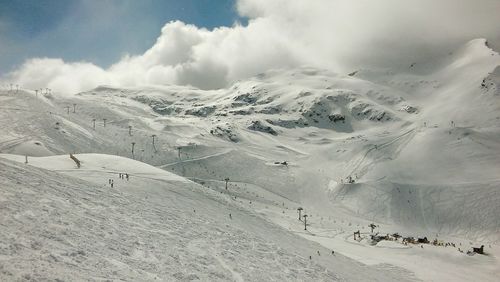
[6,58,111,94]
[3,0,500,94]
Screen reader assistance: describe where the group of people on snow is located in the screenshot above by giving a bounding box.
[108,172,130,188]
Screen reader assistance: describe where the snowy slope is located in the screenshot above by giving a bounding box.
[1,38,499,281]
[0,155,412,281]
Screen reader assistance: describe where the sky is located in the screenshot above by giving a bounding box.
[0,0,242,74]
[1,0,499,94]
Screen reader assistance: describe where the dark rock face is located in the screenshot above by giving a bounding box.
[248,121,278,136]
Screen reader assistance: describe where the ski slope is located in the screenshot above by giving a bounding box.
[1,38,499,281]
[0,154,412,281]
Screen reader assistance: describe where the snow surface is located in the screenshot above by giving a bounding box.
[0,155,411,281]
[1,39,499,281]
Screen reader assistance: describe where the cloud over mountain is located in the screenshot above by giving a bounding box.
[3,0,499,94]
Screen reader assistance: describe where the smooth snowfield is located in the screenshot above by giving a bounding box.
[1,39,499,281]
[0,154,412,281]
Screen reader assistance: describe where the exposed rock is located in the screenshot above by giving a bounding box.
[248,121,278,135]
[234,93,258,104]
[185,105,217,117]
[210,124,240,142]
[400,105,418,114]
[328,114,346,123]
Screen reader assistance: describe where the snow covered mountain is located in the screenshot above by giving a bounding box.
[1,39,499,281]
